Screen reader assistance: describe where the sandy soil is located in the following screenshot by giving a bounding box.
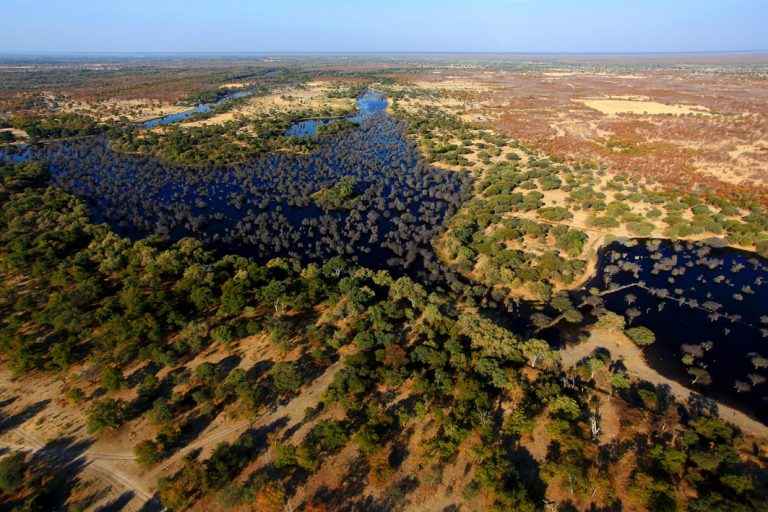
[0,127,28,139]
[560,328,768,439]
[574,98,711,116]
[403,68,768,200]
[0,368,154,511]
[65,98,193,122]
[0,330,353,511]
[179,83,355,128]
[414,79,491,93]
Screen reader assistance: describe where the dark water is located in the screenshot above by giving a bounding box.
[142,90,253,129]
[2,95,472,284]
[285,90,388,137]
[580,239,768,424]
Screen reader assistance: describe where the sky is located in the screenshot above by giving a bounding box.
[0,0,766,54]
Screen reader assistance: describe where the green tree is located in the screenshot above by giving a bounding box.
[0,452,25,494]
[271,362,302,393]
[551,396,581,420]
[195,362,217,384]
[625,326,656,346]
[134,440,160,468]
[101,366,124,391]
[609,370,630,392]
[520,339,560,369]
[87,398,127,433]
[65,387,86,405]
[260,280,287,313]
[596,311,626,332]
[389,276,427,310]
[720,474,754,493]
[273,444,297,468]
[148,397,173,425]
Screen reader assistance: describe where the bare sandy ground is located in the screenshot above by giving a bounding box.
[560,328,768,439]
[574,98,711,116]
[0,127,27,139]
[179,83,355,128]
[0,337,352,511]
[413,79,491,93]
[66,98,192,122]
[0,369,154,511]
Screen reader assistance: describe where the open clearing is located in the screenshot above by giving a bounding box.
[573,98,711,116]
[179,82,356,128]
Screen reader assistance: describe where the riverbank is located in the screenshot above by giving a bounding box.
[560,328,768,439]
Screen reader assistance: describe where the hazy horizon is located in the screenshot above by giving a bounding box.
[1,0,767,54]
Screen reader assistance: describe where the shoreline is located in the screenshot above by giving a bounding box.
[560,328,768,439]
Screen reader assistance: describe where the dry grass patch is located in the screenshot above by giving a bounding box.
[574,98,711,116]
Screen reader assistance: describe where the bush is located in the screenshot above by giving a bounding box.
[101,367,123,391]
[65,387,86,405]
[270,362,302,393]
[0,452,25,494]
[134,440,160,468]
[626,221,655,236]
[626,326,656,346]
[87,398,127,433]
[589,216,620,229]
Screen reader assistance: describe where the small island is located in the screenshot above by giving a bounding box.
[311,175,360,210]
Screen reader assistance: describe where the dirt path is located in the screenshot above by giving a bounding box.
[1,428,157,511]
[560,328,768,438]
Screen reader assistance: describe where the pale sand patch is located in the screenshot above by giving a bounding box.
[0,127,27,139]
[66,98,192,122]
[218,82,253,88]
[543,72,643,79]
[396,96,466,114]
[560,328,768,439]
[414,79,491,93]
[694,140,768,186]
[574,98,711,116]
[178,86,355,128]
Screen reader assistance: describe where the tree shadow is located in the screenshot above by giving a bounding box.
[0,395,19,409]
[94,491,135,511]
[214,354,243,377]
[294,351,329,388]
[124,362,161,388]
[0,398,51,433]
[22,435,95,509]
[137,497,165,512]
[506,445,547,503]
[305,454,371,510]
[388,439,410,470]
[246,359,274,382]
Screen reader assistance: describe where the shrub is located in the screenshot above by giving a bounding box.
[626,221,655,236]
[87,398,127,433]
[101,367,123,392]
[626,326,656,346]
[134,440,160,468]
[0,453,25,494]
[270,362,302,393]
[589,216,620,229]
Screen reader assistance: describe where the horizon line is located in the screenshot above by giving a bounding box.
[1,49,767,57]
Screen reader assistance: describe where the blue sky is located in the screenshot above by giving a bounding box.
[1,0,766,53]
